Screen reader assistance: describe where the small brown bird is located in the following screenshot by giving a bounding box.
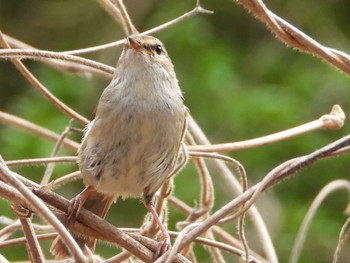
[51,35,188,258]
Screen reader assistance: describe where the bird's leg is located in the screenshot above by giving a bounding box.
[67,185,94,223]
[144,196,171,258]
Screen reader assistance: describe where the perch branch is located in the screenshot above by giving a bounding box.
[0,161,87,263]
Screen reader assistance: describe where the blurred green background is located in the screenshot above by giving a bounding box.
[0,0,350,262]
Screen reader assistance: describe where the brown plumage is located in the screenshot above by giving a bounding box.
[51,35,187,258]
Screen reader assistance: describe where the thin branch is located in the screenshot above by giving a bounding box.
[113,0,138,35]
[50,171,81,188]
[0,161,87,263]
[0,48,114,76]
[2,33,104,77]
[41,120,80,185]
[0,111,80,151]
[62,5,213,55]
[174,133,350,254]
[5,156,77,167]
[62,39,125,56]
[205,231,226,263]
[180,150,251,262]
[0,255,9,263]
[188,116,278,263]
[289,180,350,263]
[235,0,350,75]
[0,180,36,213]
[162,228,263,263]
[0,32,90,126]
[97,0,123,25]
[186,133,214,221]
[168,231,263,263]
[333,216,350,263]
[168,196,267,262]
[0,220,21,241]
[13,205,46,263]
[34,189,156,262]
[189,105,345,153]
[0,233,56,249]
[141,5,213,36]
[0,218,53,240]
[212,226,268,263]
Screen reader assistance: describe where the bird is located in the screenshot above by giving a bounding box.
[50,35,188,259]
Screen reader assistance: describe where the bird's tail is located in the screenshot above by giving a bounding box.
[50,191,114,259]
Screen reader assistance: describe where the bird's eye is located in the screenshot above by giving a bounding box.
[154,45,163,55]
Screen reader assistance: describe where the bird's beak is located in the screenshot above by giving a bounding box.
[127,36,142,50]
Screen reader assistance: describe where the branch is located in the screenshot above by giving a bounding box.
[62,4,213,55]
[97,0,123,25]
[289,180,350,263]
[0,111,80,151]
[188,116,278,263]
[0,161,87,263]
[165,133,350,256]
[235,0,350,75]
[0,32,90,126]
[1,33,103,77]
[0,49,114,76]
[189,105,345,153]
[13,205,46,263]
[5,156,77,167]
[113,0,138,35]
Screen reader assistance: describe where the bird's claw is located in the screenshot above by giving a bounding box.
[67,197,82,223]
[155,234,171,259]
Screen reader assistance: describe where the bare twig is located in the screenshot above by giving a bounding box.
[97,0,123,25]
[169,231,263,263]
[173,133,350,254]
[0,180,36,213]
[0,48,114,76]
[0,32,90,126]
[0,161,87,263]
[189,105,345,153]
[0,233,56,249]
[12,205,46,263]
[188,116,278,263]
[41,120,80,185]
[62,5,213,55]
[50,171,81,188]
[0,220,21,241]
[235,0,350,75]
[186,133,214,221]
[141,5,213,36]
[113,0,138,35]
[2,33,103,76]
[0,111,80,151]
[5,156,77,167]
[289,180,350,263]
[333,216,350,263]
